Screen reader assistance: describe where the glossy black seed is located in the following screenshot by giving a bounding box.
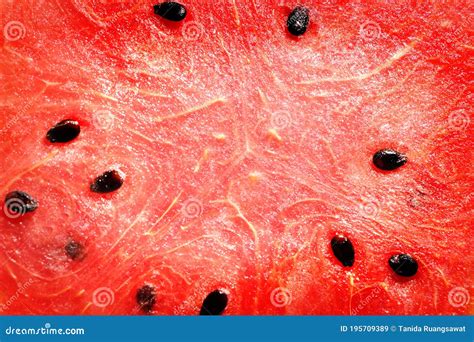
[200,289,228,315]
[389,253,418,277]
[4,191,38,215]
[373,149,407,171]
[46,119,80,143]
[136,285,156,313]
[331,234,355,267]
[154,2,187,21]
[65,241,85,261]
[287,6,310,36]
[90,170,123,193]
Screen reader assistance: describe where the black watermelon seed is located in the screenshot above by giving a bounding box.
[90,170,124,193]
[136,285,156,313]
[200,289,228,315]
[65,241,85,261]
[389,253,418,277]
[46,119,80,143]
[373,149,407,171]
[331,234,355,267]
[153,2,187,21]
[287,6,310,36]
[4,191,38,215]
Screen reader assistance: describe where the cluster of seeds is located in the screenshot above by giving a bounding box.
[2,1,418,315]
[331,233,418,277]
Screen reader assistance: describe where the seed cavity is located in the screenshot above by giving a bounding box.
[4,191,38,216]
[373,149,407,171]
[46,119,80,143]
[136,285,156,313]
[154,2,187,21]
[90,170,124,193]
[331,234,355,267]
[65,241,85,261]
[389,253,418,277]
[287,6,310,36]
[200,289,228,315]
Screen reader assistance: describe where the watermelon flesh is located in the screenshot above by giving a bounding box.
[0,0,473,315]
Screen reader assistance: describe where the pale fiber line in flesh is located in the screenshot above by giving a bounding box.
[161,235,215,255]
[0,152,58,195]
[296,42,417,84]
[145,190,183,236]
[154,97,228,123]
[225,198,262,310]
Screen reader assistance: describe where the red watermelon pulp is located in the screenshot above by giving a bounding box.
[0,0,473,315]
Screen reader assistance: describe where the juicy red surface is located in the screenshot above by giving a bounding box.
[0,0,473,315]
